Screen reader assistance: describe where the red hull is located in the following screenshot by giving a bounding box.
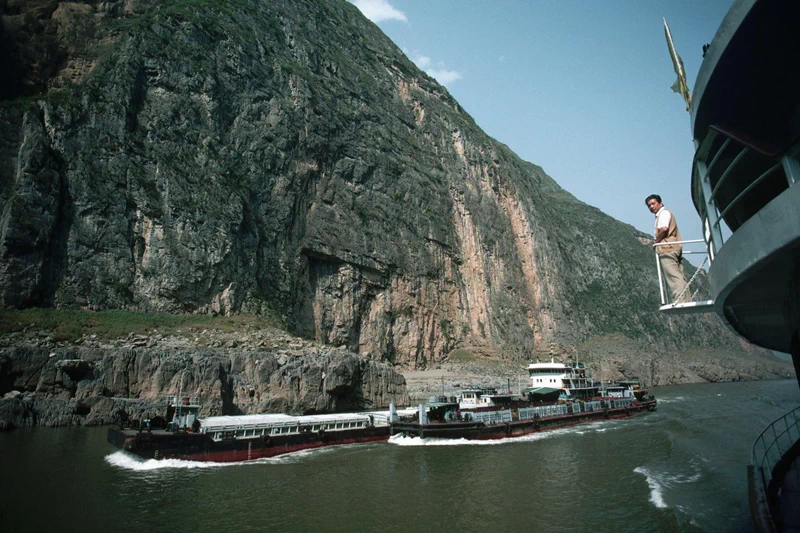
[108,426,391,463]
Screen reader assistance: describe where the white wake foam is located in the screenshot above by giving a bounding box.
[105,446,337,471]
[105,451,226,471]
[386,422,613,447]
[634,456,707,510]
[634,466,669,508]
[655,396,686,404]
[388,433,549,446]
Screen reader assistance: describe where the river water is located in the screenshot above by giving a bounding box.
[1,379,798,533]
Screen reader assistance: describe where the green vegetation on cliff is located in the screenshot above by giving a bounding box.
[0,308,284,343]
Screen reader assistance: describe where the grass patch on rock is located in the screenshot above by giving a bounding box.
[0,308,284,342]
[445,348,479,363]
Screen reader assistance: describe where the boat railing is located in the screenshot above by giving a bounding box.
[467,409,513,425]
[691,125,800,265]
[751,406,800,501]
[654,239,714,314]
[607,398,634,409]
[518,404,569,421]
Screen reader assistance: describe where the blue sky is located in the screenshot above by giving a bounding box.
[350,0,734,246]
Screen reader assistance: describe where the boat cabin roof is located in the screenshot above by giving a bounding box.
[526,362,585,370]
[425,402,459,409]
[522,386,561,395]
[460,388,512,396]
[200,412,372,431]
[527,362,568,370]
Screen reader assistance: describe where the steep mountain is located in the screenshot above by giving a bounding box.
[0,0,787,376]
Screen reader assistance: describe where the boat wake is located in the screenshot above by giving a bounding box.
[634,463,703,510]
[105,451,227,471]
[388,432,553,446]
[387,420,621,447]
[574,420,626,435]
[634,466,669,508]
[105,446,337,471]
[655,396,686,404]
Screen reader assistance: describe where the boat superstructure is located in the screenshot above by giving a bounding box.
[457,388,514,410]
[665,1,800,529]
[524,361,600,400]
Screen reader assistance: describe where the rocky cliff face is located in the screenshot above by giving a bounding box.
[0,0,776,372]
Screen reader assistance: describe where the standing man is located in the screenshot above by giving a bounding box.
[646,194,689,303]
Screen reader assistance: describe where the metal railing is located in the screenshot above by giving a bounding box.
[654,239,714,311]
[691,126,799,262]
[751,406,800,494]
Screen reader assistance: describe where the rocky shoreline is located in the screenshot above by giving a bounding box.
[1,322,795,431]
[0,326,409,431]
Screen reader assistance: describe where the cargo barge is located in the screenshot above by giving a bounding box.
[108,363,656,461]
[107,398,414,463]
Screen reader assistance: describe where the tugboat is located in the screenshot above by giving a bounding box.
[390,363,656,441]
[662,1,800,530]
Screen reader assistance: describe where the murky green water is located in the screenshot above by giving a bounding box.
[1,380,797,533]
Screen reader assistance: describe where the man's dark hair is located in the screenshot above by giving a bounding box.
[645,194,662,205]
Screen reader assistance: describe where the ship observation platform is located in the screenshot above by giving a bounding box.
[685,0,800,354]
[676,0,800,530]
[654,239,715,315]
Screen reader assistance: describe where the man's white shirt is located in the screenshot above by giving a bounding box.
[654,206,671,232]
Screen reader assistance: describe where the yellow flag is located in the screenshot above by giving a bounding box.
[663,18,692,111]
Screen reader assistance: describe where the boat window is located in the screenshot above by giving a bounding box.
[312,425,319,431]
[244,429,254,437]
